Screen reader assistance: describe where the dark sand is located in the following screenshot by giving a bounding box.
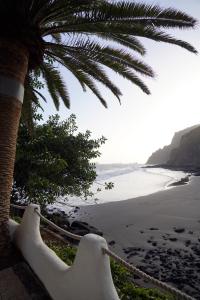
[77,176,200,298]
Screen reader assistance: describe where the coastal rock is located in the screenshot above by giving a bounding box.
[168,126,200,167]
[146,124,199,165]
[149,227,159,231]
[70,220,103,236]
[173,227,185,233]
[168,176,190,186]
[132,244,200,299]
[46,211,103,238]
[108,240,116,246]
[146,145,172,165]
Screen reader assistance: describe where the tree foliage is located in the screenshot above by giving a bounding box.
[12,113,107,207]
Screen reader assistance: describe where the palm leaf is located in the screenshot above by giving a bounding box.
[97,33,146,55]
[3,0,196,108]
[45,22,197,54]
[45,40,154,76]
[46,49,122,103]
[41,63,70,109]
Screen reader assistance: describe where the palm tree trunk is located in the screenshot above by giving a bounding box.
[0,40,28,256]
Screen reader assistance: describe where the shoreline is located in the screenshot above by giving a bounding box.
[76,176,200,299]
[167,174,190,187]
[144,163,200,175]
[144,167,190,190]
[47,166,190,215]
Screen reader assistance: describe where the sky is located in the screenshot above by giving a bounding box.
[41,0,200,164]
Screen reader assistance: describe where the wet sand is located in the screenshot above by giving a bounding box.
[77,176,200,298]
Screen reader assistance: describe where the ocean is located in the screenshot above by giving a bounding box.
[48,164,188,214]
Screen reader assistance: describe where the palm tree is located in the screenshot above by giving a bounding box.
[0,0,197,254]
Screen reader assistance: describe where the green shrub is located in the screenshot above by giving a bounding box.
[11,215,22,224]
[47,241,76,266]
[47,242,173,300]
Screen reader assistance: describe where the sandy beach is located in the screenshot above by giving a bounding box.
[77,176,200,298]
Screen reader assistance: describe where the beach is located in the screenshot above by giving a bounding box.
[76,176,200,298]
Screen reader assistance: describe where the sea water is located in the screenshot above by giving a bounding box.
[92,164,186,203]
[48,164,187,213]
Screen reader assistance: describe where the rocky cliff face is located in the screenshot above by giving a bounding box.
[146,125,199,165]
[168,126,200,167]
[146,145,171,165]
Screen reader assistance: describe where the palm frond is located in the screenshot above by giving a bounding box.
[70,71,108,108]
[51,33,62,43]
[33,0,99,25]
[3,0,196,109]
[42,0,197,36]
[45,40,154,76]
[41,64,61,110]
[45,22,197,54]
[32,89,47,102]
[97,33,146,55]
[89,2,197,28]
[41,63,70,109]
[23,77,45,132]
[45,49,122,103]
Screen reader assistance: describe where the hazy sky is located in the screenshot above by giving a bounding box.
[41,0,200,164]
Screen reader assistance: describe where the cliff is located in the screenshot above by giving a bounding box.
[146,125,199,165]
[168,126,200,167]
[146,145,171,165]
